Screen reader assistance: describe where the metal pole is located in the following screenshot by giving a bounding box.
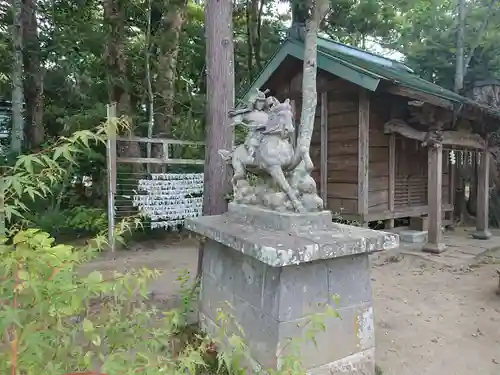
[106,103,117,252]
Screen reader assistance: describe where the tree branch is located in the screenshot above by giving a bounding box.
[463,0,498,77]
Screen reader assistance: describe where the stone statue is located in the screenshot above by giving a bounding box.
[219,89,324,213]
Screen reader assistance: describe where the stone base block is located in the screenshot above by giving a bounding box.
[199,239,375,374]
[307,349,375,375]
[472,229,492,240]
[422,242,446,254]
[399,230,428,244]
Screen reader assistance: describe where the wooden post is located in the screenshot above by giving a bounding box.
[387,134,396,229]
[106,103,117,252]
[358,89,369,226]
[423,145,446,253]
[320,92,328,205]
[472,149,492,239]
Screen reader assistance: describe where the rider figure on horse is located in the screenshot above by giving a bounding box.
[229,88,279,161]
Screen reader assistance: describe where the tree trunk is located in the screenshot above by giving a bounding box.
[454,0,465,93]
[103,0,142,171]
[22,0,44,150]
[154,0,187,138]
[10,0,24,154]
[203,0,234,215]
[296,0,329,171]
[194,0,235,286]
[245,0,254,80]
[11,0,24,154]
[248,0,264,72]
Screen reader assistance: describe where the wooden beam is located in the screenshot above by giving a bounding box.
[320,91,328,204]
[115,136,204,146]
[385,84,454,110]
[358,89,370,223]
[423,145,446,254]
[384,119,486,149]
[117,157,204,165]
[365,204,453,222]
[387,134,396,229]
[472,150,492,239]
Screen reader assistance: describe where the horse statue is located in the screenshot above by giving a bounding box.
[219,98,307,213]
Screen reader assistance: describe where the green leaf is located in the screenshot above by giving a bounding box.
[82,318,94,333]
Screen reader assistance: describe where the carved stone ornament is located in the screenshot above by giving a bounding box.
[218,88,323,213]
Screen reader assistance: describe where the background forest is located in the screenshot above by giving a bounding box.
[1,0,500,235]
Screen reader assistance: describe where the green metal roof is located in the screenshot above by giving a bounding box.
[240,37,500,119]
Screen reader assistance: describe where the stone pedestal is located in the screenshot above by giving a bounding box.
[185,203,399,375]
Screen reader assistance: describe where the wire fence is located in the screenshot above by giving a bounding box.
[106,103,205,251]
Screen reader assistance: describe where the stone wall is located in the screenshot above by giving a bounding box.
[199,239,376,374]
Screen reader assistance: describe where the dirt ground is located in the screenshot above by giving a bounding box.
[83,234,500,375]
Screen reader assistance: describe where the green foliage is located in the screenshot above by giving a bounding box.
[0,229,208,375]
[28,206,107,237]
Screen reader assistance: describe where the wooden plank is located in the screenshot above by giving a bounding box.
[328,97,358,114]
[320,92,328,204]
[106,103,117,252]
[365,204,454,221]
[369,161,389,177]
[117,157,205,165]
[369,202,389,212]
[358,89,370,218]
[369,176,388,191]
[369,190,388,207]
[328,126,358,141]
[327,170,358,183]
[370,132,389,147]
[388,134,396,228]
[369,147,389,163]
[328,155,358,169]
[328,112,359,128]
[329,139,358,156]
[328,198,358,214]
[329,183,358,199]
[115,136,204,146]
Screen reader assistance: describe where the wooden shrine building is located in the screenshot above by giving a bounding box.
[241,36,500,253]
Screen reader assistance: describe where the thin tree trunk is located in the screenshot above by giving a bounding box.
[296,0,329,172]
[249,0,264,72]
[454,0,468,224]
[146,0,154,173]
[245,0,254,80]
[154,0,187,138]
[103,0,142,172]
[194,0,234,288]
[454,0,465,93]
[11,0,24,154]
[22,0,44,150]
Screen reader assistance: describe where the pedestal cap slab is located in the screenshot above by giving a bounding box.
[185,203,399,267]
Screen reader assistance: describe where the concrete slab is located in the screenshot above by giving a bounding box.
[398,230,427,244]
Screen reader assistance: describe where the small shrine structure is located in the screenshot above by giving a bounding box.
[241,35,500,253]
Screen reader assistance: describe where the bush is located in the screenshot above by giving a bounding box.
[26,206,108,238]
[0,229,210,375]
